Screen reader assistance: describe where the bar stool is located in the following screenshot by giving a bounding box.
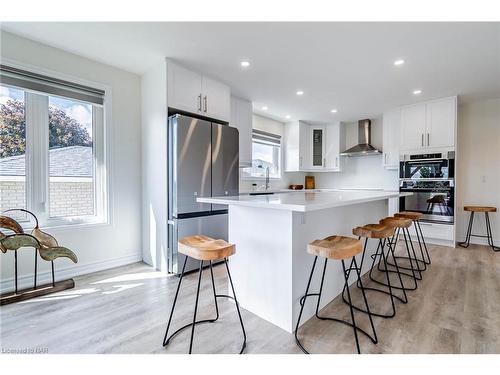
[295,235,377,354]
[395,211,431,265]
[343,224,407,319]
[373,217,421,290]
[459,206,499,252]
[162,235,247,354]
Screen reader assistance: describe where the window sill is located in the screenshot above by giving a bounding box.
[19,218,110,234]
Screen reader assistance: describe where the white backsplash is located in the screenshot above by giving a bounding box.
[313,155,399,191]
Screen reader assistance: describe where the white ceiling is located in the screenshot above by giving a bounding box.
[2,22,500,123]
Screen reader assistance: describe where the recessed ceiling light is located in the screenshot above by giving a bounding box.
[413,89,422,95]
[285,115,291,119]
[240,61,250,68]
[296,90,304,96]
[394,59,405,66]
[330,109,338,113]
[261,106,268,110]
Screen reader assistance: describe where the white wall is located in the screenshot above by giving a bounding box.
[0,32,142,291]
[313,117,399,191]
[141,61,168,270]
[457,98,500,246]
[240,114,305,192]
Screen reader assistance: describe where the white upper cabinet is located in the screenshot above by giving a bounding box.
[202,76,230,122]
[284,121,343,172]
[324,122,343,171]
[284,121,309,172]
[230,96,252,167]
[425,97,456,148]
[166,61,230,122]
[382,109,401,169]
[167,63,202,114]
[400,96,456,152]
[400,104,426,151]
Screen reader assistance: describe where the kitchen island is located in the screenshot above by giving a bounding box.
[198,189,408,333]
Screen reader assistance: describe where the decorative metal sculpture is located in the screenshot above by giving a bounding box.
[0,209,78,304]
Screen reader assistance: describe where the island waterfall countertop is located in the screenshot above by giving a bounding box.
[197,189,410,212]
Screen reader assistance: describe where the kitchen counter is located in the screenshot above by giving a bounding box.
[196,190,408,333]
[200,189,407,212]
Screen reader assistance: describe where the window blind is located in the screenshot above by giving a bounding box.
[252,129,281,146]
[0,64,105,105]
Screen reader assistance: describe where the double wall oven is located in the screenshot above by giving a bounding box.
[399,152,455,224]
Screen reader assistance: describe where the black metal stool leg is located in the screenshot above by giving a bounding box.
[188,260,204,354]
[163,256,188,347]
[14,251,18,294]
[294,256,318,354]
[413,221,427,270]
[485,212,500,252]
[51,261,55,287]
[224,258,247,354]
[416,220,431,264]
[459,211,474,248]
[341,259,361,354]
[373,230,417,292]
[34,249,38,289]
[352,257,378,344]
[209,261,220,320]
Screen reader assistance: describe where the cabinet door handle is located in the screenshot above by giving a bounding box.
[299,156,302,168]
[197,94,202,111]
[203,95,207,112]
[323,158,326,167]
[427,133,430,146]
[385,153,388,164]
[421,133,424,147]
[335,156,338,168]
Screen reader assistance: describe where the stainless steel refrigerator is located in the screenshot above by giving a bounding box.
[167,114,239,274]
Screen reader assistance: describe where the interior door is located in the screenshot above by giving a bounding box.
[171,115,212,216]
[400,104,426,151]
[211,123,239,211]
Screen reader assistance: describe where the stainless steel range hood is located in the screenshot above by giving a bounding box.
[340,119,381,156]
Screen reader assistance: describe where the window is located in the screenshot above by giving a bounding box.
[241,129,282,179]
[0,86,26,222]
[0,64,107,227]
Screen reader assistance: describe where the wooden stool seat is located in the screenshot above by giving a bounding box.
[379,216,412,229]
[464,206,497,213]
[307,235,362,260]
[394,211,424,221]
[178,235,235,261]
[352,224,395,239]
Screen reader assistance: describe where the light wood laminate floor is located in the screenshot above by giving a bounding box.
[1,243,499,354]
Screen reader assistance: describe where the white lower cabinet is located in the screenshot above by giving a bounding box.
[410,221,455,245]
[230,96,252,167]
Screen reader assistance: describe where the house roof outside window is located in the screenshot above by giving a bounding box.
[0,146,92,177]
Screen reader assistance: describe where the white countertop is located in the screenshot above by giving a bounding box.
[198,189,410,212]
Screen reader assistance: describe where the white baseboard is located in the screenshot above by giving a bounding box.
[0,253,142,294]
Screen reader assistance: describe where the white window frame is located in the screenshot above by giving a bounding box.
[1,58,111,229]
[241,129,283,180]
